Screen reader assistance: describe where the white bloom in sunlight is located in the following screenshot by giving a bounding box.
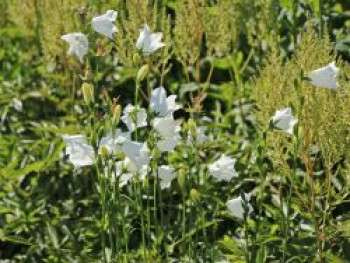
[62,134,94,168]
[308,62,339,90]
[271,108,298,135]
[122,141,151,169]
[119,173,133,187]
[113,158,148,187]
[157,165,176,189]
[61,33,88,63]
[115,160,133,187]
[91,10,118,39]
[227,194,253,220]
[209,155,238,182]
[121,104,147,132]
[99,129,130,154]
[150,87,179,117]
[157,133,181,152]
[136,24,165,54]
[153,116,182,152]
[153,116,181,136]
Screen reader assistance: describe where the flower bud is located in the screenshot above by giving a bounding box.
[136,64,149,83]
[132,52,141,65]
[112,104,121,126]
[100,145,109,159]
[187,118,197,135]
[190,189,201,202]
[177,167,186,189]
[143,178,149,191]
[82,83,94,105]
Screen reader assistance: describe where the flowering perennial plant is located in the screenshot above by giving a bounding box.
[3,1,349,262]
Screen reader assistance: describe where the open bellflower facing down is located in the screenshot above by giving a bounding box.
[121,104,147,132]
[150,87,179,117]
[61,33,89,63]
[227,194,253,220]
[308,62,340,90]
[209,155,238,182]
[271,107,298,135]
[157,165,176,189]
[122,140,151,170]
[153,116,182,152]
[136,24,165,54]
[91,10,118,39]
[113,158,148,187]
[62,134,94,168]
[99,129,130,154]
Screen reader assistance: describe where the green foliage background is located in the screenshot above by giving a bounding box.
[0,0,349,262]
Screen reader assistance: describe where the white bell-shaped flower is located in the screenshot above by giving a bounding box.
[91,10,118,39]
[308,62,339,90]
[153,116,181,136]
[209,155,238,182]
[136,24,165,54]
[271,107,298,135]
[99,129,130,154]
[150,87,179,117]
[61,33,89,63]
[62,134,94,168]
[157,133,182,152]
[227,194,253,220]
[122,140,151,169]
[157,165,176,189]
[153,116,182,152]
[121,104,148,132]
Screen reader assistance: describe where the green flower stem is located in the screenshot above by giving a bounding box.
[112,167,120,259]
[134,176,147,261]
[95,159,108,263]
[181,175,187,258]
[243,211,250,263]
[319,0,324,36]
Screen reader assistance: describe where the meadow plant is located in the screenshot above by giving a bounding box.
[1,1,350,262]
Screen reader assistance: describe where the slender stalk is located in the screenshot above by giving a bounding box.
[135,176,147,261]
[96,160,108,263]
[243,212,250,263]
[181,175,187,258]
[319,0,324,36]
[321,163,332,253]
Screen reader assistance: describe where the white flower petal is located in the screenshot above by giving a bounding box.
[308,62,339,90]
[62,134,94,168]
[153,116,181,137]
[119,173,133,188]
[121,104,147,132]
[122,141,151,169]
[227,195,252,219]
[271,107,298,135]
[209,155,238,182]
[157,134,181,152]
[150,87,179,117]
[99,129,130,154]
[157,165,176,189]
[91,10,118,39]
[136,24,165,54]
[61,33,89,63]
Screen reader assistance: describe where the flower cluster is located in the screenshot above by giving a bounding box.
[61,8,342,224]
[61,9,165,64]
[270,62,340,135]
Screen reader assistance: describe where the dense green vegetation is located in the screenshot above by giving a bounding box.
[0,0,349,262]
